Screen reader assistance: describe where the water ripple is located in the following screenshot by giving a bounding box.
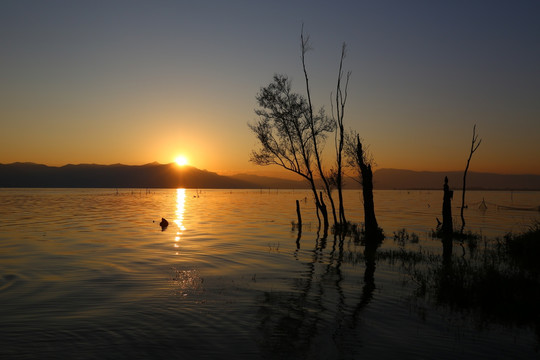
[0,188,538,359]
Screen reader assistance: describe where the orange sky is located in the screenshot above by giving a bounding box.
[1,2,539,176]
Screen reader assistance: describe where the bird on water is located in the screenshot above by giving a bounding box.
[159,217,169,230]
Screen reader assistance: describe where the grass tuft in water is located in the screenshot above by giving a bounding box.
[385,222,540,337]
[331,221,384,244]
[504,220,540,275]
[393,228,419,246]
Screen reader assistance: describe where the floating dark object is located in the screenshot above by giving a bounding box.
[479,198,488,210]
[159,218,169,230]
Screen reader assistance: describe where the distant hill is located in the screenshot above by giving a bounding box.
[373,168,540,190]
[1,163,539,190]
[0,162,256,189]
[229,173,308,189]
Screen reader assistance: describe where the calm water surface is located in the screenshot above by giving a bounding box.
[1,188,539,359]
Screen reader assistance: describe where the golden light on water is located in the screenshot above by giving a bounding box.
[174,188,186,254]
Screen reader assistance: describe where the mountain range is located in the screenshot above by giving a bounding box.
[1,162,539,190]
[373,168,540,190]
[0,162,303,189]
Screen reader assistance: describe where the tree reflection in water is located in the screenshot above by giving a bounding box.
[257,232,382,359]
[258,225,540,358]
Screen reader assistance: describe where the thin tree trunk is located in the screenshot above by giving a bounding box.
[308,179,322,231]
[319,191,329,236]
[334,43,349,229]
[460,125,481,233]
[337,173,346,226]
[301,26,337,229]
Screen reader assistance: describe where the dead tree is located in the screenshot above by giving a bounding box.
[331,43,351,229]
[252,26,354,234]
[460,125,482,233]
[301,27,352,231]
[301,28,337,229]
[346,133,383,241]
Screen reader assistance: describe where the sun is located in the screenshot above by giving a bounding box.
[175,155,189,166]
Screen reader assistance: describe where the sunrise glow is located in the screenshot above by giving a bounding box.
[175,155,189,166]
[0,2,539,176]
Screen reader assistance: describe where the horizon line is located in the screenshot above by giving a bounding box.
[2,161,540,177]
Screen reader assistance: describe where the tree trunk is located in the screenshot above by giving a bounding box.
[442,176,453,236]
[301,27,337,230]
[460,124,481,233]
[360,163,380,240]
[356,136,382,241]
[337,169,346,227]
[319,191,329,236]
[308,181,322,231]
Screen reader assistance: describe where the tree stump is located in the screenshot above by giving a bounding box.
[442,176,453,236]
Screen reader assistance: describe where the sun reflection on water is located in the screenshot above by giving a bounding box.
[174,188,186,254]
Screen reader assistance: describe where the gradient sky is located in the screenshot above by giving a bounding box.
[1,0,539,175]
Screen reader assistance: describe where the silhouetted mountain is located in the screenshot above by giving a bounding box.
[1,163,539,190]
[373,169,540,190]
[229,173,309,189]
[0,163,256,189]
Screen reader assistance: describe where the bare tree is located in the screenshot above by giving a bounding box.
[301,26,350,230]
[331,43,351,228]
[345,132,383,241]
[251,26,353,233]
[249,74,333,232]
[460,124,482,233]
[300,28,335,229]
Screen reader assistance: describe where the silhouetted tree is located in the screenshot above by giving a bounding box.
[330,43,351,229]
[251,26,354,232]
[345,133,383,241]
[460,124,482,233]
[301,27,351,230]
[249,74,333,232]
[300,28,338,229]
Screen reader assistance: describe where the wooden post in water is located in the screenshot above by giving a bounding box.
[295,199,303,249]
[295,199,302,231]
[441,176,454,262]
[442,176,454,236]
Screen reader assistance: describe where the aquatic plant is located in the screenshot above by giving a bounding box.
[331,221,384,244]
[504,220,540,274]
[268,242,280,252]
[385,223,540,340]
[415,253,540,334]
[393,228,419,246]
[431,228,481,242]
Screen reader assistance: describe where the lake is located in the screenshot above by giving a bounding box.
[1,188,539,359]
